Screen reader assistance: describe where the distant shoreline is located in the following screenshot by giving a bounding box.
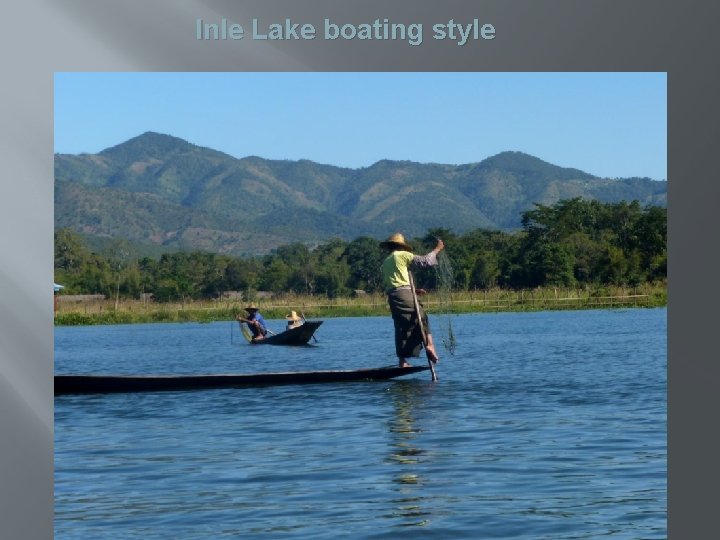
[54,284,666,326]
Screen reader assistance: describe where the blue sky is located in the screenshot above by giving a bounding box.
[54,72,666,180]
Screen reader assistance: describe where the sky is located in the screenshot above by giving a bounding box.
[54,72,667,180]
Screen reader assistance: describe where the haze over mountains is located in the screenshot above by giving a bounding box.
[55,131,667,256]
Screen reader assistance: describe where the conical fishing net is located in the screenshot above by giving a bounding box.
[435,251,457,356]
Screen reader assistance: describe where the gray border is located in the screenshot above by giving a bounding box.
[1,1,716,538]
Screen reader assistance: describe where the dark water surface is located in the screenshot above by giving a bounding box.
[55,308,666,539]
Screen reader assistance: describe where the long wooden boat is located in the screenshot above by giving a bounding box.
[55,365,430,395]
[242,320,323,346]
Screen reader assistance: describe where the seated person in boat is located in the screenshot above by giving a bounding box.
[236,304,268,342]
[285,310,303,331]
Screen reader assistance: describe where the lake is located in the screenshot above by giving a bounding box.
[55,308,666,539]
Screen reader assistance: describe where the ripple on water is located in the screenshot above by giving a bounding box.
[55,309,666,539]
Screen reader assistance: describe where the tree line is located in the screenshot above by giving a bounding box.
[54,198,666,302]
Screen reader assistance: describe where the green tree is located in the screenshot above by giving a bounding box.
[471,249,501,289]
[121,264,143,299]
[54,228,89,271]
[154,278,182,302]
[51,198,666,301]
[137,257,158,299]
[277,243,315,294]
[566,232,603,283]
[528,242,576,287]
[225,258,261,292]
[342,237,384,292]
[599,245,629,285]
[76,253,114,296]
[260,257,292,293]
[609,201,642,252]
[201,254,228,298]
[153,253,201,302]
[312,238,350,297]
[635,205,667,280]
[102,238,135,309]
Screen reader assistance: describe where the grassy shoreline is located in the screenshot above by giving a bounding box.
[54,283,667,326]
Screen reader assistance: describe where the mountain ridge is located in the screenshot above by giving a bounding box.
[55,131,667,255]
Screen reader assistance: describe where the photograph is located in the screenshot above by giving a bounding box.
[53,71,667,539]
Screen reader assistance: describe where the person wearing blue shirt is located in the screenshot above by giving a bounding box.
[236,304,268,342]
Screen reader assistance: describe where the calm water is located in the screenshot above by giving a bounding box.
[55,308,667,539]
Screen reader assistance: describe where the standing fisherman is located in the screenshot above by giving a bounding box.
[380,233,444,368]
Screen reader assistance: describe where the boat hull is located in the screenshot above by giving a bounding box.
[55,366,430,395]
[248,321,323,345]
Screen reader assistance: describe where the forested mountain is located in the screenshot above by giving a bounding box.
[55,131,666,255]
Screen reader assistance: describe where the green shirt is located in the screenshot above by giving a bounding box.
[381,250,415,290]
[381,250,438,291]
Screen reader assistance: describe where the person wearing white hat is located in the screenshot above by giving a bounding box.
[286,310,303,331]
[379,232,444,368]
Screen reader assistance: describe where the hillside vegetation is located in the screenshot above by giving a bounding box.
[55,198,666,306]
[55,132,666,256]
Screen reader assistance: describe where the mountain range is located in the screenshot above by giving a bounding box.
[55,131,667,256]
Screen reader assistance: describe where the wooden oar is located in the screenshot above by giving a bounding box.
[408,271,438,382]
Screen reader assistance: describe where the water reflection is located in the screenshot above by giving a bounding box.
[385,381,435,527]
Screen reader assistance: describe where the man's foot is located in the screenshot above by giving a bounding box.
[399,360,412,368]
[425,335,440,364]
